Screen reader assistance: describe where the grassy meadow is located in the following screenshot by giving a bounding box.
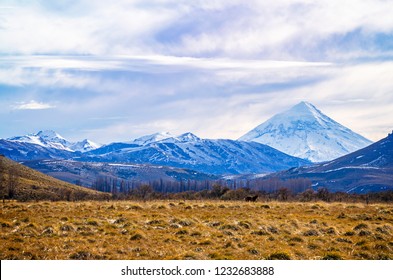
[1,200,392,260]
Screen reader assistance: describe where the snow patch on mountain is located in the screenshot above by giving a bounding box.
[69,139,101,152]
[131,132,174,145]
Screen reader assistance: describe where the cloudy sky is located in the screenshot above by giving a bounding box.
[1,0,393,144]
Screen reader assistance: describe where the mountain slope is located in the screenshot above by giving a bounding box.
[84,133,310,175]
[22,159,217,187]
[0,139,75,161]
[239,102,372,162]
[266,132,393,193]
[0,155,110,201]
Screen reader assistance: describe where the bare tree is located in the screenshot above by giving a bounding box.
[137,184,153,201]
[7,165,19,200]
[277,188,291,201]
[0,158,6,203]
[299,189,315,202]
[317,187,330,202]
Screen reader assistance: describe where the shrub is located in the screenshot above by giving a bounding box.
[130,233,144,240]
[303,229,319,236]
[322,253,342,260]
[354,223,369,231]
[268,252,291,260]
[69,251,91,260]
[358,230,371,236]
[238,221,252,229]
[175,230,188,235]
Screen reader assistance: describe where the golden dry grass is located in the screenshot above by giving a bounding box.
[1,200,392,260]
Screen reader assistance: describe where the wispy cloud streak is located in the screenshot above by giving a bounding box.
[12,100,56,110]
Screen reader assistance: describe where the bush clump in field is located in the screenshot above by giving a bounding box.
[336,238,352,244]
[288,237,304,243]
[208,221,221,227]
[178,220,193,227]
[376,225,392,235]
[238,221,252,229]
[303,229,319,236]
[198,239,212,246]
[322,253,342,260]
[86,219,99,226]
[69,251,91,260]
[358,230,372,236]
[175,229,188,235]
[268,252,291,260]
[354,223,369,231]
[127,205,143,210]
[1,221,12,228]
[60,224,74,232]
[41,226,55,235]
[251,229,269,236]
[220,224,239,231]
[130,232,144,240]
[248,249,259,255]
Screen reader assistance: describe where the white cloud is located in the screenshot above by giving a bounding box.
[0,55,333,89]
[1,1,393,60]
[12,100,56,110]
[0,1,179,55]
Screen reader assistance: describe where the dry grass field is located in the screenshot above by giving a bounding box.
[1,200,392,260]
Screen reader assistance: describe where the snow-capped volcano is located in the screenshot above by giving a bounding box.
[239,101,373,162]
[7,130,100,152]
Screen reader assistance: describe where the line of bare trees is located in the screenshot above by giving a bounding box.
[90,174,393,203]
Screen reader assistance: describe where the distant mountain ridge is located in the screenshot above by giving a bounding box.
[85,132,310,175]
[239,102,372,162]
[1,130,310,176]
[7,130,100,152]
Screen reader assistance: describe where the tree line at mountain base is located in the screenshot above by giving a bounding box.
[1,163,392,203]
[109,184,393,203]
[87,176,393,203]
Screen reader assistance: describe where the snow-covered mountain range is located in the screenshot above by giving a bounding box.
[7,130,100,152]
[0,102,375,177]
[1,130,309,175]
[86,132,309,174]
[239,101,372,162]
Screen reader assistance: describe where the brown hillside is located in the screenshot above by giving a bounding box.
[0,155,111,201]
